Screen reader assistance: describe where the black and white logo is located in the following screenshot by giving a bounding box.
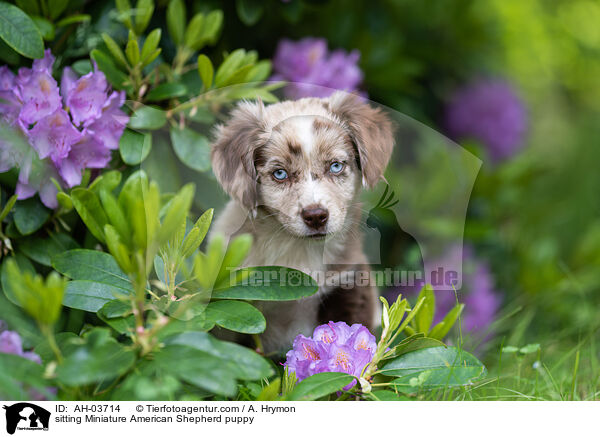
[3,403,50,435]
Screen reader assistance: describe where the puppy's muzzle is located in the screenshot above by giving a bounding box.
[301,205,329,231]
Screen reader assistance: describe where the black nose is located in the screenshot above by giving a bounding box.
[301,206,329,230]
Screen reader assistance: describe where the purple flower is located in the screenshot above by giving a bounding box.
[272,38,364,99]
[445,79,528,162]
[28,109,82,163]
[62,67,109,126]
[284,321,376,389]
[0,330,23,355]
[0,51,129,208]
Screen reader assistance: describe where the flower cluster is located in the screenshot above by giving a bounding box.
[272,38,364,99]
[0,50,129,208]
[444,78,528,162]
[284,321,376,389]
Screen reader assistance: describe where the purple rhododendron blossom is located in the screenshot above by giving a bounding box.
[272,38,364,98]
[445,79,528,162]
[0,50,129,208]
[284,321,376,389]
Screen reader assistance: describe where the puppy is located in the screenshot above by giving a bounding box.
[210,91,394,353]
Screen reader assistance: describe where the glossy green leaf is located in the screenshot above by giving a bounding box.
[102,33,128,68]
[287,372,354,401]
[197,54,213,89]
[205,300,265,334]
[414,284,435,334]
[214,266,318,301]
[166,0,186,46]
[52,249,131,291]
[119,128,152,165]
[0,353,53,400]
[146,82,187,101]
[134,0,154,34]
[381,346,487,391]
[115,0,132,29]
[56,328,136,386]
[1,253,34,305]
[125,37,139,66]
[164,331,273,380]
[48,0,69,20]
[63,280,128,312]
[129,105,167,130]
[202,10,222,45]
[0,193,17,222]
[215,49,246,87]
[169,126,211,171]
[0,2,43,59]
[99,190,130,244]
[183,13,204,50]
[91,49,129,91]
[18,233,79,266]
[88,170,122,194]
[140,28,161,64]
[71,188,109,243]
[236,0,264,26]
[429,303,464,340]
[383,334,445,361]
[13,197,50,235]
[32,16,54,41]
[99,299,132,318]
[154,344,237,396]
[55,14,90,27]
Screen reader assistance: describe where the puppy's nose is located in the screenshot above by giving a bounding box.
[301,205,329,230]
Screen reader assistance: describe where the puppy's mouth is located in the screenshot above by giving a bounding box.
[305,233,327,239]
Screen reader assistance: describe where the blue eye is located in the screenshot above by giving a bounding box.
[273,169,288,181]
[330,162,344,174]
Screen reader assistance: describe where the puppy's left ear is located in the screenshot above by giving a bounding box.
[328,91,395,188]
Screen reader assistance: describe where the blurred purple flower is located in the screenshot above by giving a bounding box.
[284,321,376,390]
[272,38,364,98]
[445,79,527,162]
[0,50,129,208]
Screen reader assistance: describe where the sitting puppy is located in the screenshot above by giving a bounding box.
[210,91,394,353]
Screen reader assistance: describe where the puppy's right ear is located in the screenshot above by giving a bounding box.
[211,101,265,210]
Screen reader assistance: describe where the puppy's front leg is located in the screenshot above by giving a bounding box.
[317,268,378,331]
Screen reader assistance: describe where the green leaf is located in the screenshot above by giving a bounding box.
[13,197,50,235]
[202,10,222,45]
[236,0,264,26]
[125,37,139,66]
[0,353,53,400]
[0,293,41,347]
[197,54,213,89]
[99,299,132,318]
[145,82,187,101]
[287,372,354,401]
[55,14,90,27]
[129,105,167,130]
[429,303,464,340]
[215,49,246,88]
[166,0,186,46]
[52,249,131,291]
[519,343,541,355]
[88,169,122,194]
[1,253,34,305]
[414,284,435,334]
[164,331,273,380]
[180,208,213,258]
[48,0,69,20]
[63,280,128,312]
[32,16,54,41]
[119,128,152,165]
[34,332,78,364]
[205,300,265,334]
[0,2,43,59]
[56,328,136,386]
[369,390,411,401]
[169,126,211,171]
[140,28,161,65]
[257,378,281,401]
[115,0,133,29]
[102,33,128,69]
[71,188,109,243]
[381,346,487,392]
[154,344,237,396]
[214,267,318,300]
[183,13,204,50]
[245,60,271,82]
[0,193,17,221]
[18,232,79,266]
[15,0,39,16]
[91,49,130,91]
[134,0,154,35]
[383,334,445,361]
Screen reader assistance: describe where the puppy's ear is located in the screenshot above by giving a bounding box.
[328,91,394,188]
[211,101,265,209]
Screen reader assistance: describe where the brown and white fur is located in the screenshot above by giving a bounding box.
[210,91,394,353]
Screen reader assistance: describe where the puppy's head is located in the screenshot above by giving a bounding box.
[211,91,394,238]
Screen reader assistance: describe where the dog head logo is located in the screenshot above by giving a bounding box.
[3,403,50,435]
